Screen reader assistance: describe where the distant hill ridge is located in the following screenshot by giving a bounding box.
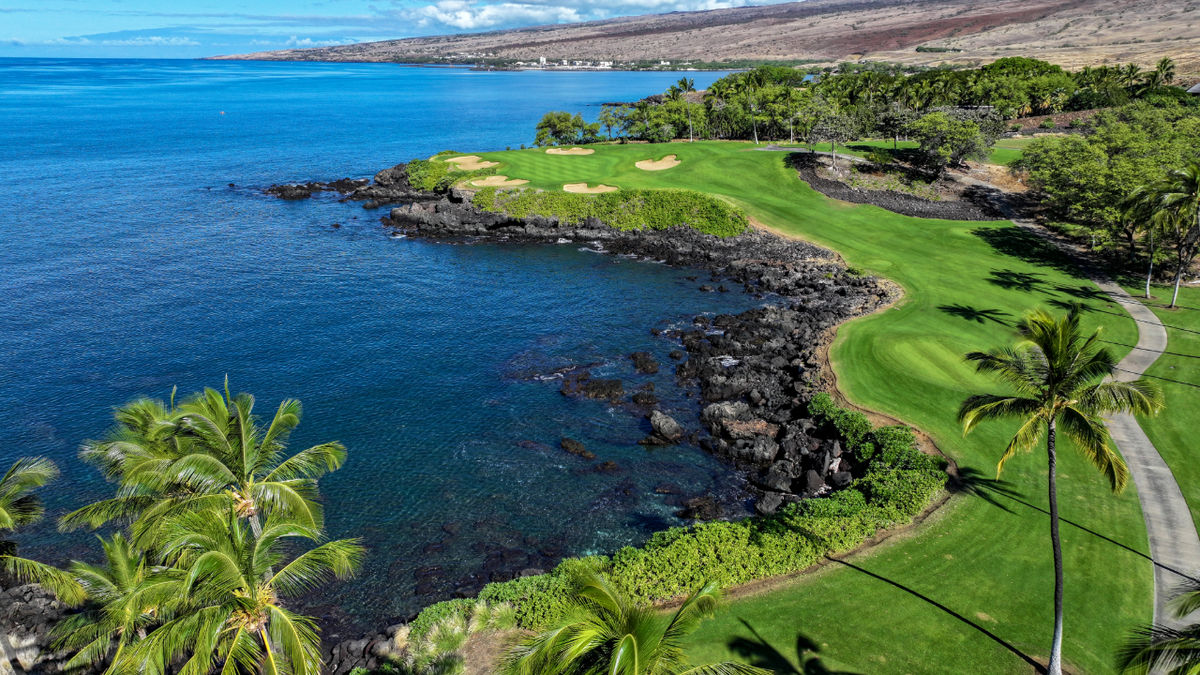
[210,0,1200,76]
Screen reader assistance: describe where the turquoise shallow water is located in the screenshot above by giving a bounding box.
[0,58,755,634]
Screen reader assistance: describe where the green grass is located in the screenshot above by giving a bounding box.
[1118,282,1200,533]
[470,142,1151,673]
[989,137,1036,166]
[773,139,918,159]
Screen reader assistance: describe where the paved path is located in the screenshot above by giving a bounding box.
[962,174,1200,627]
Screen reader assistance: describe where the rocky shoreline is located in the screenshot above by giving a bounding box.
[379,176,895,505]
[303,162,896,672]
[2,163,897,675]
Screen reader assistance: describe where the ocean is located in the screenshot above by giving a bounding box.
[0,58,755,635]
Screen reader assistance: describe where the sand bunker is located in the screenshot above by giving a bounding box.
[546,147,595,156]
[444,155,499,171]
[469,175,529,188]
[563,183,618,194]
[635,154,680,171]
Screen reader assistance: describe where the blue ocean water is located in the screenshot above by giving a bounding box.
[0,58,755,634]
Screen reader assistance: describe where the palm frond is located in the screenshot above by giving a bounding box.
[267,538,364,598]
[1078,379,1165,418]
[59,494,160,531]
[957,395,1043,435]
[996,414,1047,478]
[1117,623,1200,674]
[677,664,774,675]
[1,554,86,604]
[266,605,323,675]
[1059,406,1128,493]
[264,442,346,483]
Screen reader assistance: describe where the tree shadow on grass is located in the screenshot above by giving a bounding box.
[952,467,1200,584]
[825,557,1047,673]
[1052,283,1112,304]
[937,304,1012,325]
[987,269,1047,293]
[727,619,860,675]
[973,227,1080,277]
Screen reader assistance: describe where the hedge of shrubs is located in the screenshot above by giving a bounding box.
[406,394,947,640]
[470,187,749,238]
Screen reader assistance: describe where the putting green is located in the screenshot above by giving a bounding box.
[473,142,1150,674]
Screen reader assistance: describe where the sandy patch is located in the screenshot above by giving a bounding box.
[444,155,499,171]
[563,183,618,194]
[546,147,595,155]
[635,154,680,171]
[469,175,529,188]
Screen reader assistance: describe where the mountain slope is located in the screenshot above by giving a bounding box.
[211,0,1200,75]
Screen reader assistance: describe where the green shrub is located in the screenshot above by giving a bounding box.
[867,148,892,166]
[1008,124,1022,132]
[807,393,873,460]
[407,154,497,192]
[476,556,608,629]
[470,187,748,238]
[1039,118,1056,129]
[407,598,473,641]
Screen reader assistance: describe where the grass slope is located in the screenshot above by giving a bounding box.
[1118,282,1200,533]
[473,142,1150,674]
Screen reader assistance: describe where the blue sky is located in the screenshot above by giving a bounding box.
[0,0,790,58]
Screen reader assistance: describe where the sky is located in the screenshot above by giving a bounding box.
[0,0,797,58]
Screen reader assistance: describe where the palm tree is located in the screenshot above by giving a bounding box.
[0,457,85,604]
[733,71,764,144]
[1155,56,1176,86]
[1125,185,1171,299]
[958,308,1164,675]
[676,77,696,142]
[1119,578,1200,672]
[1120,63,1143,88]
[503,571,769,675]
[119,507,363,675]
[1147,163,1200,308]
[633,100,653,142]
[63,384,346,543]
[53,533,177,673]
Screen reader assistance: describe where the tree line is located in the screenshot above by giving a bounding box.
[1015,102,1200,306]
[534,57,1190,149]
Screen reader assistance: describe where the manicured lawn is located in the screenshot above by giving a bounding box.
[1118,282,1200,532]
[989,137,1036,166]
[468,142,1151,673]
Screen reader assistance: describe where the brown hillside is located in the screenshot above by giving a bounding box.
[210,0,1200,77]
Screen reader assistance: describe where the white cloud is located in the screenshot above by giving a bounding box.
[400,1,583,30]
[98,36,201,46]
[249,35,357,47]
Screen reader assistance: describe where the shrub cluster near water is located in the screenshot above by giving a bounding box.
[406,394,947,641]
[407,152,497,192]
[471,186,749,238]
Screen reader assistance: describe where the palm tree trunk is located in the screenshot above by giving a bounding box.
[1047,421,1064,675]
[1172,260,1183,309]
[687,106,693,142]
[1145,230,1155,299]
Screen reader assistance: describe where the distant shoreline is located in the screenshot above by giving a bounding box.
[200,56,738,73]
